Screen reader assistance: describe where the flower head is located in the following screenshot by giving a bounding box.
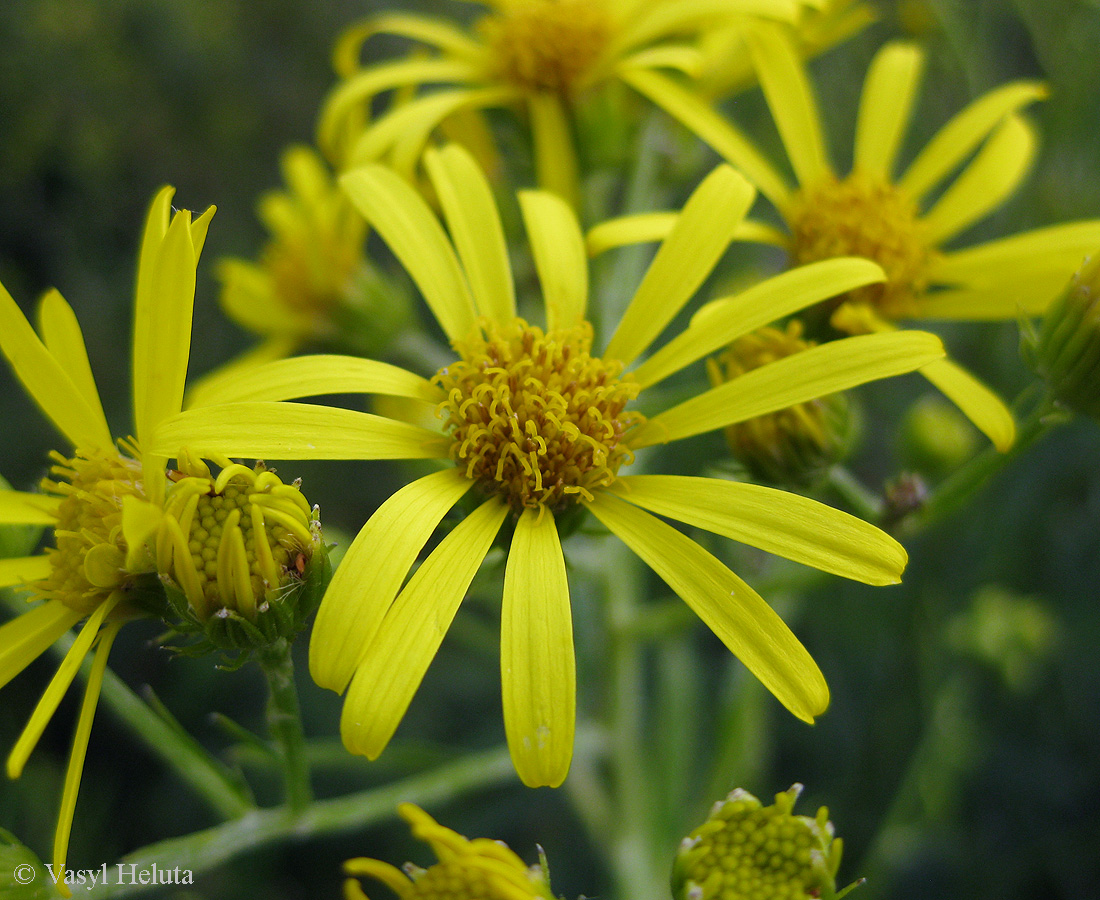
[672,785,861,900]
[618,24,1100,452]
[150,144,944,788]
[0,187,322,891]
[317,0,808,204]
[344,804,553,900]
[213,145,410,370]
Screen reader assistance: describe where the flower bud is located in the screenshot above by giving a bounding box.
[155,454,329,655]
[672,785,861,900]
[1026,251,1100,420]
[707,322,852,486]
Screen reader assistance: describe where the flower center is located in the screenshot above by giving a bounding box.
[36,446,150,616]
[433,318,643,512]
[707,322,849,485]
[788,172,936,320]
[158,456,315,622]
[480,0,613,93]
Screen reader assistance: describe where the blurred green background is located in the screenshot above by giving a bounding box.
[1,1,1099,898]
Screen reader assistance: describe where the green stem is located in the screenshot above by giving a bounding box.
[257,640,312,812]
[825,464,885,521]
[82,742,524,898]
[604,536,663,900]
[0,599,253,820]
[900,394,1064,536]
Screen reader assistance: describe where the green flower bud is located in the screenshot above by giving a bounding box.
[672,785,861,900]
[1026,251,1100,420]
[155,454,330,658]
[707,322,853,486]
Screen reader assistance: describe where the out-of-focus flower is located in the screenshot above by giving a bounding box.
[210,145,409,374]
[672,784,861,900]
[602,25,1100,452]
[343,804,553,900]
[316,0,810,205]
[150,144,943,788]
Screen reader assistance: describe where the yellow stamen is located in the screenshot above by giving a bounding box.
[433,318,643,512]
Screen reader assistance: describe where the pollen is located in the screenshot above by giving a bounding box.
[787,172,936,320]
[480,0,613,93]
[157,457,314,622]
[433,318,643,512]
[35,446,149,616]
[707,321,849,485]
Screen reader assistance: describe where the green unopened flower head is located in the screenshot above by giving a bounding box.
[155,452,328,655]
[707,322,852,485]
[1026,251,1100,420]
[672,785,861,900]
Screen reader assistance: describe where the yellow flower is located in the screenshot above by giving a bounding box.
[208,146,409,385]
[316,0,810,205]
[0,186,212,891]
[149,144,944,788]
[607,24,1100,451]
[344,803,553,900]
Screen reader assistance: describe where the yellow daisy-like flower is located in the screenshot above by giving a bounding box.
[611,23,1100,451]
[343,803,553,900]
[316,0,810,204]
[0,186,212,890]
[149,144,945,788]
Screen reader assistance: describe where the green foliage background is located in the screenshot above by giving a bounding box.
[1,1,1099,898]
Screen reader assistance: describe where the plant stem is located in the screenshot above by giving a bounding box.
[257,639,312,812]
[83,742,524,898]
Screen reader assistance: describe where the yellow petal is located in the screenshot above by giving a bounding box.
[340,497,508,759]
[927,220,1100,294]
[605,165,755,365]
[309,468,472,693]
[217,259,312,336]
[36,289,108,437]
[585,493,828,723]
[317,58,480,161]
[0,600,82,691]
[340,165,477,342]
[333,12,485,78]
[616,44,704,78]
[614,475,906,585]
[8,593,119,779]
[53,619,121,889]
[0,555,53,589]
[151,402,447,461]
[501,508,574,788]
[425,145,516,325]
[586,212,679,256]
[528,91,580,210]
[920,114,1037,245]
[920,357,1015,451]
[120,496,163,572]
[854,42,925,180]
[132,202,199,449]
[0,281,113,451]
[186,355,443,407]
[519,190,589,331]
[743,23,831,189]
[632,257,885,388]
[617,66,791,209]
[898,81,1047,202]
[612,0,797,59]
[633,330,944,446]
[0,490,59,525]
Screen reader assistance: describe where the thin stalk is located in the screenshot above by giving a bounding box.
[83,743,523,898]
[257,639,312,812]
